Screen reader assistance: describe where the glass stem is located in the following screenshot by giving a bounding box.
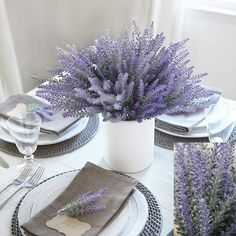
[24,154,34,163]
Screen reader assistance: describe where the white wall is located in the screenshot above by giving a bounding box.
[4,0,153,93]
[3,1,236,100]
[182,6,236,100]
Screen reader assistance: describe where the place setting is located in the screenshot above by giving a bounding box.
[10,162,162,236]
[155,96,236,150]
[0,93,99,159]
[0,154,162,235]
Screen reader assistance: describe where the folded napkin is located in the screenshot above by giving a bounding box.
[156,109,206,133]
[156,93,221,133]
[21,162,138,236]
[0,94,80,135]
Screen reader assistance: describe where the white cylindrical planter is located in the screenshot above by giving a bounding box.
[103,119,155,173]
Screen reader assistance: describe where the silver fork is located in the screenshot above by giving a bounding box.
[0,165,31,195]
[0,165,45,210]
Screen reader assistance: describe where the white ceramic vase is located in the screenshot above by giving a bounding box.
[103,118,155,173]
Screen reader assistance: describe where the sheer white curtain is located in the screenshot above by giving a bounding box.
[0,0,184,102]
[153,0,185,43]
[0,0,22,102]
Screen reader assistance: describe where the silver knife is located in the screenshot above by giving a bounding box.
[0,156,9,169]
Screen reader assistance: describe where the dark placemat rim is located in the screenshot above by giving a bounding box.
[155,125,236,150]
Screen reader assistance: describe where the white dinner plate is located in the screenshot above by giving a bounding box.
[18,171,149,236]
[0,117,89,146]
[156,98,231,138]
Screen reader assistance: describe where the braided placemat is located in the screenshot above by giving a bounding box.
[0,115,99,158]
[155,126,236,150]
[11,170,162,236]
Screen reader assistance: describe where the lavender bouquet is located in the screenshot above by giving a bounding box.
[36,21,220,122]
[175,143,236,236]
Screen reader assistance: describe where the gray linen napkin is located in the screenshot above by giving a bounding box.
[155,119,190,133]
[21,162,138,236]
[155,93,221,133]
[0,94,80,135]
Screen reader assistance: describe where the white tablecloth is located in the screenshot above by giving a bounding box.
[0,121,174,236]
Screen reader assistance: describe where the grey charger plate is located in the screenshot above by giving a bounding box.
[11,170,162,236]
[0,115,99,158]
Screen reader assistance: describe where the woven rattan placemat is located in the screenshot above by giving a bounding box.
[155,126,236,150]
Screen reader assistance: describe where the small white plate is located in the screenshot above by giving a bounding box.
[18,171,148,236]
[156,98,231,138]
[0,117,89,146]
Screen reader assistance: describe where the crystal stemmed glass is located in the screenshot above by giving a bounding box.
[205,104,235,143]
[6,112,41,170]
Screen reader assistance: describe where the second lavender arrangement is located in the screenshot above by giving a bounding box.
[175,143,236,236]
[36,21,220,122]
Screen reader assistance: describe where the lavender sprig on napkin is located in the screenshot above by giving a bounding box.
[56,188,107,217]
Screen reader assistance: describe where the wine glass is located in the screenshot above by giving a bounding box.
[205,104,236,143]
[6,112,41,170]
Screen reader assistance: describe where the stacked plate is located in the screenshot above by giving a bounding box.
[156,97,235,138]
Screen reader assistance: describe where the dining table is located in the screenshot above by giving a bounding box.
[0,116,174,236]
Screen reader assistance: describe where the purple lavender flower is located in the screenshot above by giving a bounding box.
[56,188,107,217]
[36,21,220,122]
[175,143,236,236]
[174,144,194,235]
[216,143,236,197]
[186,144,210,198]
[199,198,212,236]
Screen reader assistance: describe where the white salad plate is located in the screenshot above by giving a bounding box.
[0,117,89,146]
[18,171,149,236]
[156,97,232,138]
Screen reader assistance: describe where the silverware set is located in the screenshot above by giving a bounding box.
[0,165,45,210]
[0,165,31,195]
